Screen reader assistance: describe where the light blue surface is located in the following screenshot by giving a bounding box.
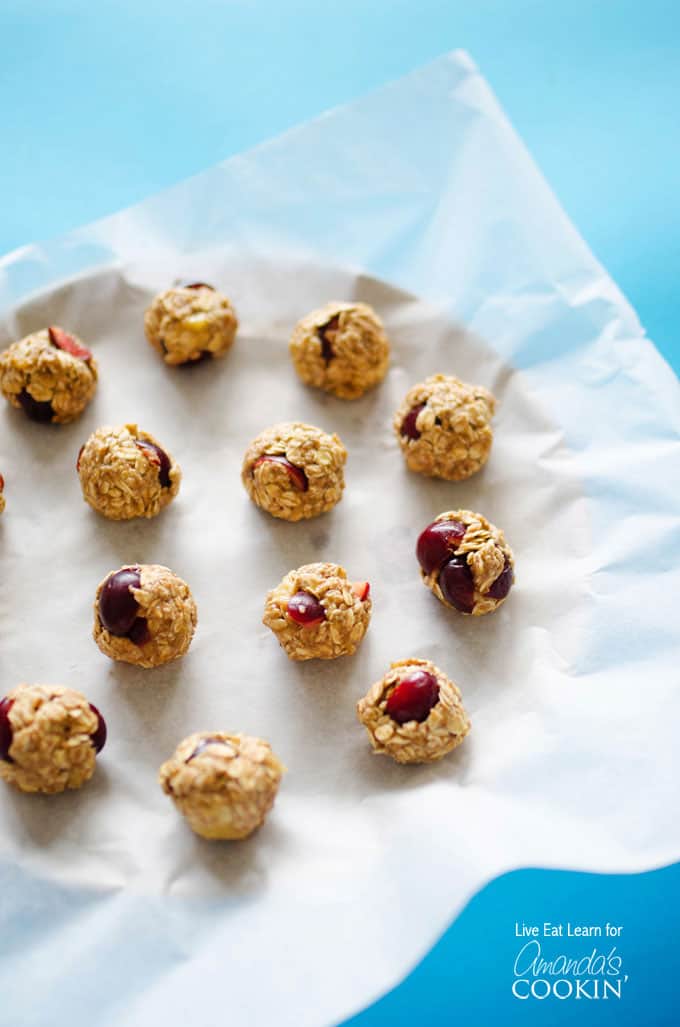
[1,5,679,1026]
[1,0,679,371]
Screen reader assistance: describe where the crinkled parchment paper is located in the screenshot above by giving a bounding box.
[0,51,678,1027]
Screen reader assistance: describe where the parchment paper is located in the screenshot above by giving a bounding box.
[1,51,679,1027]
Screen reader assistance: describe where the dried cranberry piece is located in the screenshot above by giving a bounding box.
[439,555,475,613]
[487,559,514,601]
[286,591,326,626]
[136,440,172,488]
[180,282,215,291]
[76,445,85,472]
[48,326,92,362]
[317,314,340,362]
[254,454,308,492]
[0,472,4,491]
[416,519,467,576]
[18,390,53,422]
[98,568,142,636]
[88,703,107,753]
[385,670,440,725]
[400,403,426,440]
[0,697,15,763]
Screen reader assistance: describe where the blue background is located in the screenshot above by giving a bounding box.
[1,2,679,1024]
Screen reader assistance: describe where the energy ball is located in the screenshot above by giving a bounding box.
[263,562,371,661]
[93,564,197,668]
[159,732,284,840]
[0,684,106,794]
[289,301,390,399]
[394,374,495,480]
[416,509,515,616]
[242,421,347,521]
[0,326,98,424]
[77,423,181,520]
[144,283,238,366]
[356,658,470,765]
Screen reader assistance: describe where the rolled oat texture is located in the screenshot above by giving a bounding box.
[93,563,197,668]
[0,684,105,794]
[289,301,390,399]
[418,509,515,616]
[263,562,372,660]
[144,284,238,366]
[0,327,98,424]
[356,659,470,764]
[241,421,347,521]
[159,732,284,840]
[78,423,181,520]
[394,373,495,480]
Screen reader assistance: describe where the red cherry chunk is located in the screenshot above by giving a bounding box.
[385,670,440,725]
[18,390,53,422]
[286,591,326,626]
[317,314,340,362]
[48,325,92,362]
[88,703,107,753]
[351,581,370,601]
[136,440,172,488]
[0,697,15,762]
[400,403,426,440]
[254,454,308,492]
[439,555,475,613]
[416,519,467,575]
[181,281,215,291]
[0,472,4,491]
[487,559,514,601]
[99,568,142,636]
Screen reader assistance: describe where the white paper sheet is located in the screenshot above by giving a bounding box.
[0,51,678,1027]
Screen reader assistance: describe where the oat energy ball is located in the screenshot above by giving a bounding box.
[159,732,284,840]
[357,659,470,764]
[394,374,495,480]
[289,301,390,399]
[263,562,371,661]
[0,684,106,794]
[94,564,197,668]
[0,326,98,424]
[144,283,238,366]
[417,509,515,616]
[78,423,181,520]
[242,422,347,521]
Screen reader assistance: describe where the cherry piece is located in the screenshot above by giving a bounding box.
[76,445,85,472]
[88,703,107,753]
[400,402,426,440]
[439,555,475,614]
[351,581,370,601]
[286,591,326,626]
[0,472,4,491]
[416,519,467,576]
[187,736,222,762]
[98,568,142,636]
[385,670,440,725]
[487,559,514,601]
[180,282,215,291]
[136,440,172,487]
[127,618,150,646]
[0,697,15,763]
[317,314,340,363]
[254,454,308,492]
[48,326,92,362]
[18,390,53,422]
